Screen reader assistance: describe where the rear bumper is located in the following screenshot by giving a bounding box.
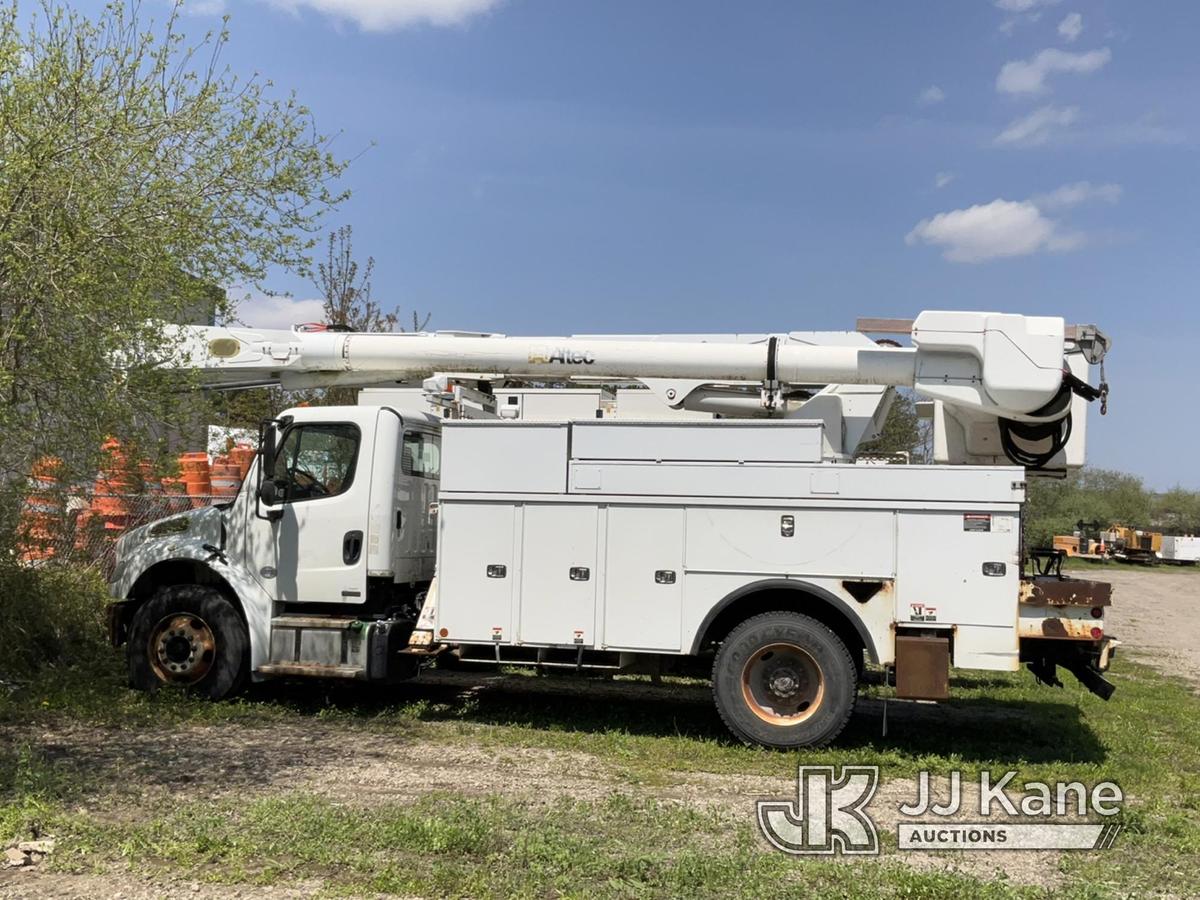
[1018,575,1116,699]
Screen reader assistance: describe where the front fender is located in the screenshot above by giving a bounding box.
[111,532,275,674]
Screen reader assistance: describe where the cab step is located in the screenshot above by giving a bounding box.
[257,662,363,679]
[262,615,417,683]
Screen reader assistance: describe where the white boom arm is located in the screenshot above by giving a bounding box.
[171,310,1109,468]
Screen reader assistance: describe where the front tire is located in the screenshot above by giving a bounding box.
[127,585,249,700]
[712,611,857,749]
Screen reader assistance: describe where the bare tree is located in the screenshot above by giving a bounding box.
[314,226,430,333]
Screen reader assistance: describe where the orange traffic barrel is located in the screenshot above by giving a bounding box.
[18,456,65,561]
[211,456,242,498]
[230,444,256,479]
[180,452,211,507]
[92,439,134,529]
[73,509,97,553]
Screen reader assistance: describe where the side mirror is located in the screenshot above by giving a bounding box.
[260,422,277,471]
[258,479,284,506]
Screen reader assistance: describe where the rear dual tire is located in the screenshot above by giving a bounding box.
[712,611,857,749]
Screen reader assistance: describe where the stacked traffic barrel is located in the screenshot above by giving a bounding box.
[92,439,136,533]
[210,455,242,499]
[16,441,253,567]
[17,456,65,562]
[231,444,256,479]
[179,451,211,508]
[74,439,145,555]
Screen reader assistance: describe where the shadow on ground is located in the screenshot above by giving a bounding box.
[1,665,1107,809]
[244,667,1109,766]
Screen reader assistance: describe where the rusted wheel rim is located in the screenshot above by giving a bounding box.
[740,642,824,725]
[148,614,216,685]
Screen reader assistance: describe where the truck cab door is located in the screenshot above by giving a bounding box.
[264,412,376,605]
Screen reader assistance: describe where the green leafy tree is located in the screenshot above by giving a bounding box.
[1024,468,1155,547]
[0,0,346,510]
[1152,487,1200,535]
[856,390,929,461]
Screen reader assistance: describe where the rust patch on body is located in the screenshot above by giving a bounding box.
[842,579,891,603]
[1017,616,1101,641]
[1019,576,1112,608]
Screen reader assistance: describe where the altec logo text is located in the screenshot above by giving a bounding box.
[758,766,1123,855]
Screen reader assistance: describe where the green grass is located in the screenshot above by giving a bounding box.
[2,654,1199,898]
[1,784,1101,899]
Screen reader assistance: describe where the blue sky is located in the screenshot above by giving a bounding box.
[87,1,1200,487]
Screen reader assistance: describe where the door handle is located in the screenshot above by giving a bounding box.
[343,530,363,565]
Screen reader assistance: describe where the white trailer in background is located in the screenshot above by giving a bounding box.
[1162,536,1200,565]
[107,311,1117,748]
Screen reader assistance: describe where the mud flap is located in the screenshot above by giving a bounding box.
[1022,637,1117,701]
[1064,657,1116,701]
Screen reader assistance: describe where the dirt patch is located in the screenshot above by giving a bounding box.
[1,682,1075,896]
[0,870,329,899]
[1096,568,1200,685]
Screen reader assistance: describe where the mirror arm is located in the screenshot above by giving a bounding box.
[254,417,286,523]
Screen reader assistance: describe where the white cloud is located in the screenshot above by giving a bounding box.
[934,171,956,189]
[1031,181,1122,210]
[994,104,1080,146]
[918,85,946,106]
[996,47,1111,94]
[906,199,1080,262]
[1058,12,1083,42]
[995,0,1058,31]
[907,181,1122,263]
[994,0,1059,11]
[265,0,502,32]
[186,0,227,14]
[235,293,328,329]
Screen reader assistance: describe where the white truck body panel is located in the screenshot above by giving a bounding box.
[435,419,1025,671]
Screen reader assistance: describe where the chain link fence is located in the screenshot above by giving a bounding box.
[17,491,227,579]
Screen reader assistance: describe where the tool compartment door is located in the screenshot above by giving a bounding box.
[895,509,1020,669]
[436,502,515,643]
[519,505,598,646]
[603,506,684,651]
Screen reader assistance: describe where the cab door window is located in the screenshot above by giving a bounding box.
[272,423,361,501]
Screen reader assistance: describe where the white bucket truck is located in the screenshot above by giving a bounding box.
[107,311,1116,747]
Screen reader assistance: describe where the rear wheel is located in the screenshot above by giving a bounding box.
[712,611,857,748]
[127,585,249,700]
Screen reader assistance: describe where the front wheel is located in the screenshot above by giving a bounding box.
[127,585,249,700]
[712,611,857,749]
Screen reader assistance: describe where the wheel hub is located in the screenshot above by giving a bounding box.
[765,666,802,700]
[741,643,825,725]
[149,614,216,685]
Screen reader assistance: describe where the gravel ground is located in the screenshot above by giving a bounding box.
[1095,567,1200,685]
